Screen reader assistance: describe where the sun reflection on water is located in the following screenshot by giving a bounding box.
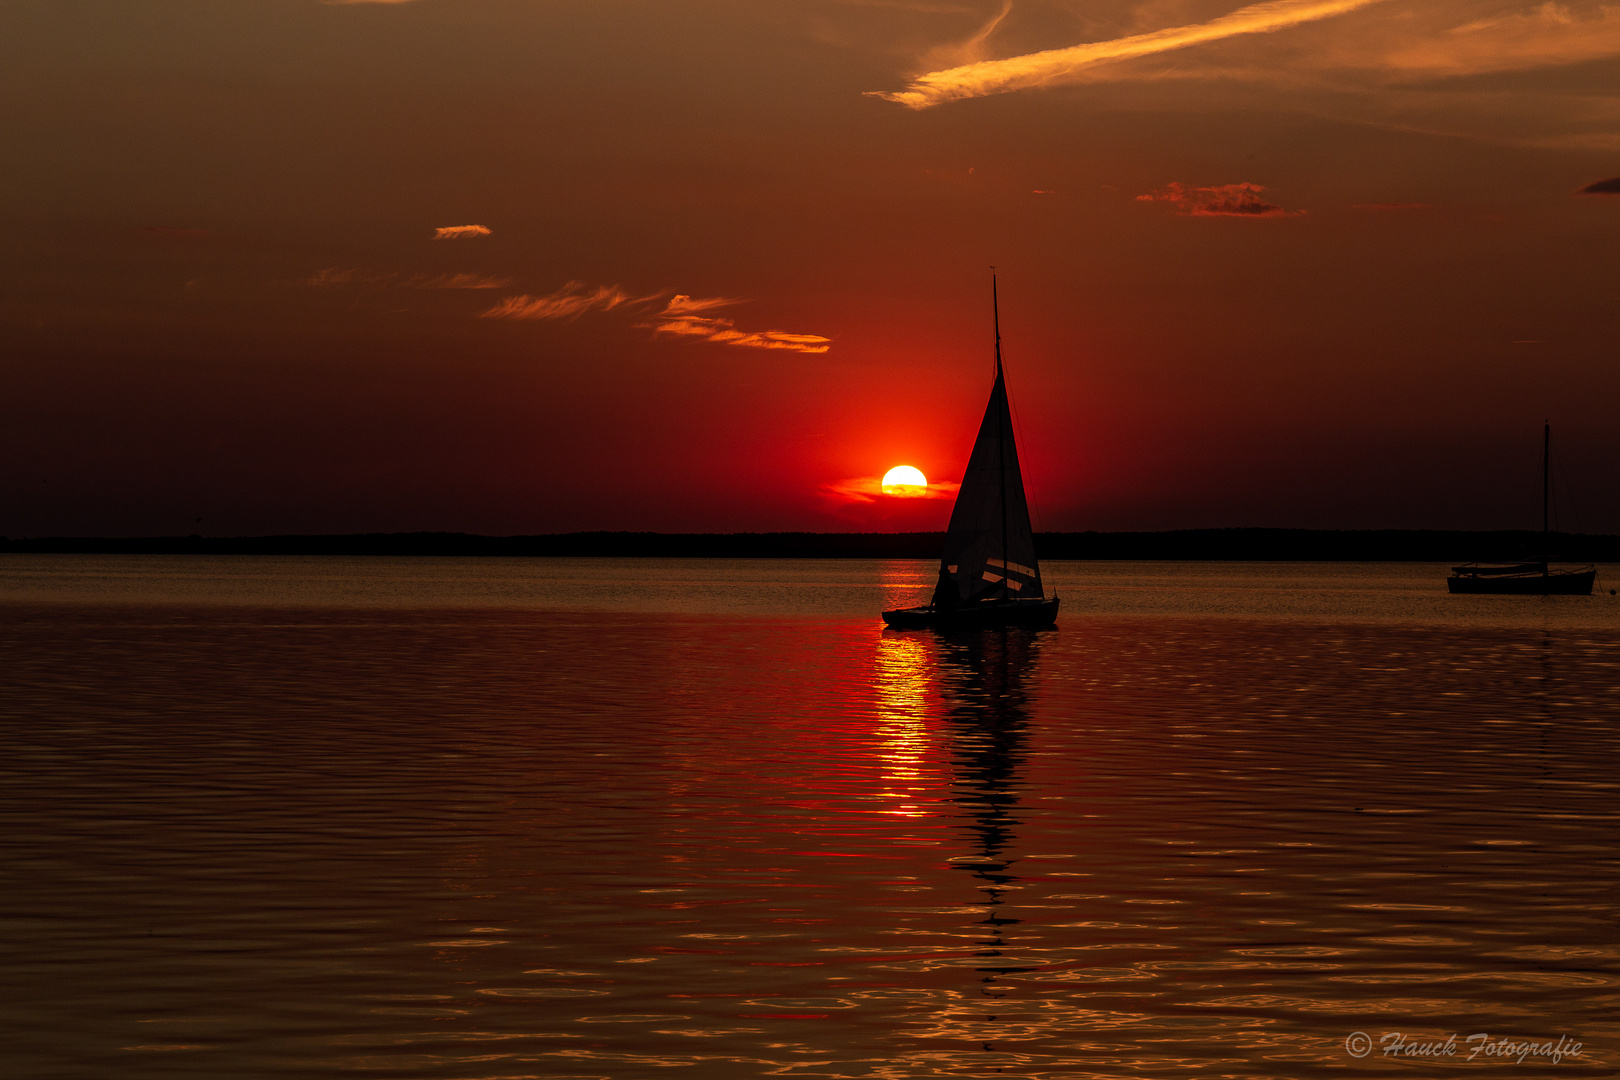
[10,587,1620,1079]
[873,632,938,815]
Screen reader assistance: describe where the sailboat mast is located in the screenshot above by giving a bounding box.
[993,273,1008,597]
[1543,420,1550,575]
[993,274,1002,377]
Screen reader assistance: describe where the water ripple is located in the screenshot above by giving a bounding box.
[2,560,1617,1077]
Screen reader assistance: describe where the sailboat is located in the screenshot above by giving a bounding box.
[882,278,1060,630]
[1447,422,1596,595]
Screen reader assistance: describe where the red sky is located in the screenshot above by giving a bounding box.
[4,0,1620,536]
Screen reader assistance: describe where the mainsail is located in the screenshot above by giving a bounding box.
[932,321,1043,607]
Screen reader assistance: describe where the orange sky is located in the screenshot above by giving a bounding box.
[3,0,1619,536]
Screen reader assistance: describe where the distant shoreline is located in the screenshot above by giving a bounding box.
[1,529,1615,562]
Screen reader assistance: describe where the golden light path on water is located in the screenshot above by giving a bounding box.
[873,632,937,817]
[0,556,1616,1078]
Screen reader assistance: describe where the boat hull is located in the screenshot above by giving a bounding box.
[1447,569,1595,595]
[881,596,1060,630]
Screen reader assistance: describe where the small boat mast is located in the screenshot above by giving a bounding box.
[993,270,1009,601]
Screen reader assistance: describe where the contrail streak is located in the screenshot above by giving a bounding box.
[869,0,1389,108]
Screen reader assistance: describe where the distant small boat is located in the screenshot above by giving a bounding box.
[883,277,1059,630]
[1447,422,1595,595]
[1448,561,1596,595]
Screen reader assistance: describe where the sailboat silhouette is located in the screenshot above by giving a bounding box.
[883,277,1060,629]
[1447,422,1595,595]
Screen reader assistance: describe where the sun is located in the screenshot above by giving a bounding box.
[882,465,928,496]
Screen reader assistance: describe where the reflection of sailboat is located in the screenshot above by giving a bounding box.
[876,627,1042,1057]
[936,630,1040,984]
[883,278,1060,630]
[1448,422,1595,595]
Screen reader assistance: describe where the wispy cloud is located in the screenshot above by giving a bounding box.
[433,225,492,239]
[480,282,644,321]
[920,0,1013,69]
[412,272,511,290]
[1579,176,1620,194]
[829,1,979,11]
[1137,181,1302,217]
[847,1,1620,149]
[305,268,512,290]
[479,281,831,353]
[823,475,959,503]
[660,294,741,315]
[649,315,832,354]
[1382,2,1620,76]
[304,267,397,287]
[1073,3,1620,87]
[869,0,1389,108]
[301,266,828,350]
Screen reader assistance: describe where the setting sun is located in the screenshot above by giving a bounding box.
[881,465,928,496]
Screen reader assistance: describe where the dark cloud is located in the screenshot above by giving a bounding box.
[1137,182,1302,218]
[1578,177,1620,194]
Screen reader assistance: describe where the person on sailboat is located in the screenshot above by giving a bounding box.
[931,568,959,613]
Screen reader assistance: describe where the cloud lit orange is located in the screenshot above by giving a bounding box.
[481,283,643,321]
[881,465,928,496]
[648,315,831,354]
[869,0,1388,108]
[478,281,831,354]
[825,472,957,504]
[660,294,740,315]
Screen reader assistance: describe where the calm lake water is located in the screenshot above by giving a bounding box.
[2,557,1617,1078]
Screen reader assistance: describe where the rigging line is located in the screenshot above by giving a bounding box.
[1549,427,1587,536]
[991,265,1001,379]
[1552,456,1580,536]
[1543,420,1550,539]
[999,327,1051,599]
[1523,427,1542,536]
[991,285,1049,598]
[993,271,1008,599]
[993,277,1045,557]
[1550,426,1560,536]
[1005,374,1044,536]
